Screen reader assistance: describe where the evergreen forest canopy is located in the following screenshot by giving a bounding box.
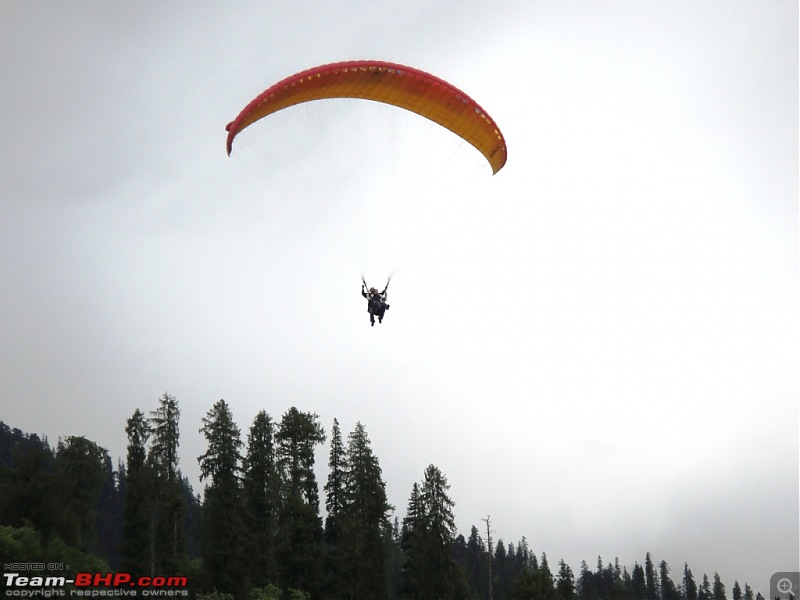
[0,394,766,600]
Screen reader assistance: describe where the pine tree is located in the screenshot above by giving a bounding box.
[699,574,712,600]
[198,399,246,598]
[149,393,185,572]
[422,464,460,599]
[660,560,680,600]
[645,553,659,600]
[631,562,647,600]
[383,516,404,599]
[507,542,519,584]
[743,583,754,600]
[576,560,592,600]
[712,573,726,600]
[336,422,391,599]
[610,558,626,598]
[452,533,469,587]
[402,464,461,599]
[494,540,510,600]
[513,565,539,600]
[324,419,346,540]
[53,436,108,551]
[732,580,742,600]
[421,463,456,546]
[683,563,698,600]
[179,475,202,559]
[93,453,123,568]
[517,537,531,572]
[275,407,326,597]
[595,556,611,598]
[150,393,180,481]
[402,482,425,595]
[532,552,556,600]
[323,418,346,594]
[465,525,489,599]
[0,427,57,543]
[121,409,152,575]
[556,558,576,600]
[620,566,633,600]
[242,410,280,589]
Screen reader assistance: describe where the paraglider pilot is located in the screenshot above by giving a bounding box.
[362,283,389,326]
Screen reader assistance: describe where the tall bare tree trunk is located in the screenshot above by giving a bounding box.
[482,515,493,600]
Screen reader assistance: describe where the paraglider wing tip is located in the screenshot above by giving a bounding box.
[225,123,235,156]
[489,144,507,174]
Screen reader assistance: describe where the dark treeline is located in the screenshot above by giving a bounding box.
[0,394,764,600]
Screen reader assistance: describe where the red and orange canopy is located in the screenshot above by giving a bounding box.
[225,60,507,174]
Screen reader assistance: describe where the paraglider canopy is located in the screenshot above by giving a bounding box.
[225,60,507,174]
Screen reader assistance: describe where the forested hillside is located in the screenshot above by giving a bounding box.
[0,394,764,600]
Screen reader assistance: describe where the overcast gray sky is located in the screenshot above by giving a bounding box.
[1,1,797,595]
